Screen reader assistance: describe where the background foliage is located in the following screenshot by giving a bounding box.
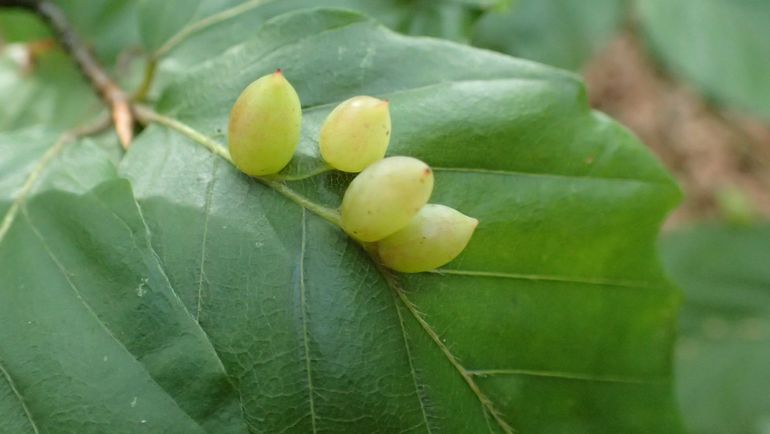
[663,224,770,434]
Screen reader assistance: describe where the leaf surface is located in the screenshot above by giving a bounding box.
[0,132,247,433]
[139,0,505,73]
[113,9,684,433]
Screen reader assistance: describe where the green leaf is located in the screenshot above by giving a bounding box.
[0,51,100,132]
[0,1,143,133]
[138,0,202,52]
[3,1,139,65]
[0,10,50,42]
[0,131,247,433]
[662,223,770,434]
[115,9,683,432]
[638,0,770,119]
[52,0,141,62]
[472,0,627,70]
[139,0,501,70]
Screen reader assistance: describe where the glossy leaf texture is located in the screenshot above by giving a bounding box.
[114,8,681,433]
[472,0,626,70]
[637,0,770,119]
[662,224,770,434]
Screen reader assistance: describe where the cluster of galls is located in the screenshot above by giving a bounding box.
[228,70,478,273]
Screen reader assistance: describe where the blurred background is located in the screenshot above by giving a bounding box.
[1,1,768,432]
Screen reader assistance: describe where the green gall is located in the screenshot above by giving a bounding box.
[228,70,301,176]
[341,156,434,242]
[376,204,478,273]
[319,96,391,173]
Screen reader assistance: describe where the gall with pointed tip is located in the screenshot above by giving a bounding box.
[320,95,391,173]
[376,204,478,273]
[341,156,434,242]
[228,70,301,176]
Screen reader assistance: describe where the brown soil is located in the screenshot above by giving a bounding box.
[583,31,770,228]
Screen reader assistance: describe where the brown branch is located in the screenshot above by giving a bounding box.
[0,0,37,8]
[9,0,135,148]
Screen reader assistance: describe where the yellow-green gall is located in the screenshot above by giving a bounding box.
[341,156,434,242]
[228,70,301,176]
[376,204,478,273]
[319,96,391,172]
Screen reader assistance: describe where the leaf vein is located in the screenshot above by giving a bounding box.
[430,269,655,289]
[378,265,514,434]
[129,187,245,429]
[196,158,219,321]
[393,291,433,434]
[0,135,69,246]
[432,166,671,188]
[155,0,274,58]
[299,209,318,433]
[467,369,667,385]
[0,115,109,246]
[481,406,495,434]
[0,357,41,434]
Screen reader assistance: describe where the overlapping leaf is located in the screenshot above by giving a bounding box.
[0,131,247,433]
